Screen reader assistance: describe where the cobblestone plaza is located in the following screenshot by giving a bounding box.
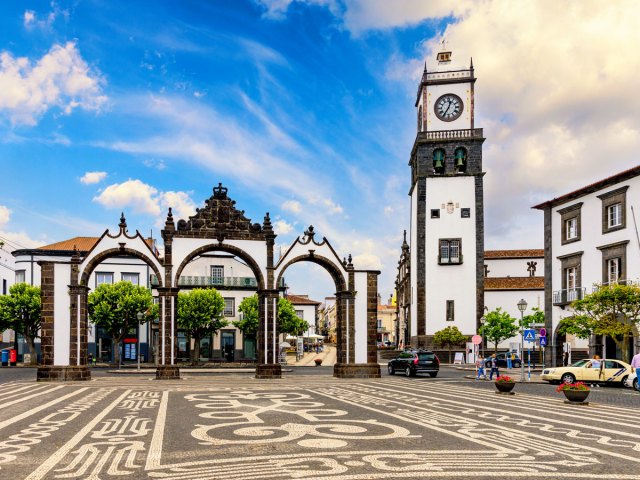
[0,372,638,479]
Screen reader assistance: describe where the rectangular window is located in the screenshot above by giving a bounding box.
[211,266,224,285]
[565,217,578,240]
[430,209,440,219]
[223,297,235,316]
[377,319,382,329]
[295,310,304,319]
[558,203,582,244]
[566,267,576,290]
[461,208,471,218]
[121,272,139,285]
[439,239,462,264]
[15,270,25,283]
[446,300,455,321]
[608,203,622,228]
[2,279,6,295]
[95,272,113,287]
[607,258,621,284]
[598,186,627,234]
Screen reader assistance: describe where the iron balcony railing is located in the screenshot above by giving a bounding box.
[149,275,286,288]
[552,287,586,305]
[592,279,638,292]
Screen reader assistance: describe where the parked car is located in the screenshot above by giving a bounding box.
[623,370,638,390]
[388,350,439,377]
[490,352,522,369]
[540,359,632,385]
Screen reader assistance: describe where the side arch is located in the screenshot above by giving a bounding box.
[173,243,265,290]
[80,247,163,288]
[275,254,347,293]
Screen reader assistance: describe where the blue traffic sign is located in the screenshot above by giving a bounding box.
[539,336,547,347]
[523,329,536,342]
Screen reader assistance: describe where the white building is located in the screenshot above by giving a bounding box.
[533,165,640,365]
[0,239,16,347]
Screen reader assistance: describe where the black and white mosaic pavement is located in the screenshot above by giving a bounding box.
[0,375,638,479]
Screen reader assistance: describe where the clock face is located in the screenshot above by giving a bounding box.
[434,94,463,121]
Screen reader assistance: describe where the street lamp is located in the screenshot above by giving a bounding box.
[517,298,528,381]
[479,315,486,360]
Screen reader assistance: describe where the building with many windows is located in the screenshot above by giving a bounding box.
[533,165,640,365]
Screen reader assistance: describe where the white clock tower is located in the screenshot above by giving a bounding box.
[408,48,485,347]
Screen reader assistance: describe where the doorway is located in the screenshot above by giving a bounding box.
[222,331,235,362]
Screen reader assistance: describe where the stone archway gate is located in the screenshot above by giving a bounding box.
[37,184,381,381]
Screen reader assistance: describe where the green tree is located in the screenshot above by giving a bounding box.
[88,281,158,366]
[234,295,259,336]
[479,307,519,354]
[278,297,309,336]
[521,307,545,329]
[177,288,227,364]
[433,326,467,363]
[561,283,640,363]
[0,283,41,365]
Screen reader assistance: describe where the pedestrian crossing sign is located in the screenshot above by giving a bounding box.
[523,329,536,342]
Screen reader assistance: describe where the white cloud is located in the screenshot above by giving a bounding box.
[255,0,340,20]
[93,179,161,216]
[23,11,36,27]
[282,200,301,213]
[93,179,197,224]
[323,199,343,215]
[274,219,294,235]
[0,41,107,126]
[160,191,197,221]
[0,205,10,229]
[80,171,107,185]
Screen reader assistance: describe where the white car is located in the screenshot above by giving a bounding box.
[624,370,638,390]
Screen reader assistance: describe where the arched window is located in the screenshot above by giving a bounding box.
[454,147,467,173]
[418,105,423,132]
[433,148,445,174]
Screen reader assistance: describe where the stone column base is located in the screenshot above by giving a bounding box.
[255,363,282,379]
[37,366,91,382]
[333,363,381,378]
[155,366,180,380]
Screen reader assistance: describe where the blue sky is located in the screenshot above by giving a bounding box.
[1,0,638,301]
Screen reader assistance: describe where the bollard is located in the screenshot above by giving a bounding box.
[1,350,8,367]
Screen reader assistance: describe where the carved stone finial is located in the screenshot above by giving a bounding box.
[167,207,173,219]
[119,212,127,232]
[348,254,353,266]
[527,261,537,277]
[71,244,80,262]
[342,257,347,267]
[213,182,228,199]
[304,225,315,240]
[263,212,273,233]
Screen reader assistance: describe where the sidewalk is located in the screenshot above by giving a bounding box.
[289,346,336,367]
[461,366,546,383]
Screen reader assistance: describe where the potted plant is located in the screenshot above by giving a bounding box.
[494,375,516,394]
[314,358,322,366]
[556,381,590,404]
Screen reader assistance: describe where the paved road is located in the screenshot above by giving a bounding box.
[0,368,638,479]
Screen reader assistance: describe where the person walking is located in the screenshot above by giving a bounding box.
[488,353,500,380]
[630,351,640,392]
[476,355,485,380]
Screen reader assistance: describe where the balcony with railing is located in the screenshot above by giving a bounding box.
[150,275,285,288]
[552,287,586,306]
[421,128,483,141]
[592,279,638,292]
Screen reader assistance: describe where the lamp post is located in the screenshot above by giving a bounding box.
[479,315,486,360]
[517,298,528,382]
[136,312,143,371]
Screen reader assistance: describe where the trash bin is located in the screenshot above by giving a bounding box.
[1,350,8,367]
[9,349,17,367]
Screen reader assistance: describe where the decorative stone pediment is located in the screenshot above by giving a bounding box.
[172,183,273,241]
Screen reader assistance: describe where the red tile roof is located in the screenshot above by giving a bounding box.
[485,249,544,259]
[485,277,544,290]
[532,165,640,209]
[37,236,156,253]
[287,294,321,305]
